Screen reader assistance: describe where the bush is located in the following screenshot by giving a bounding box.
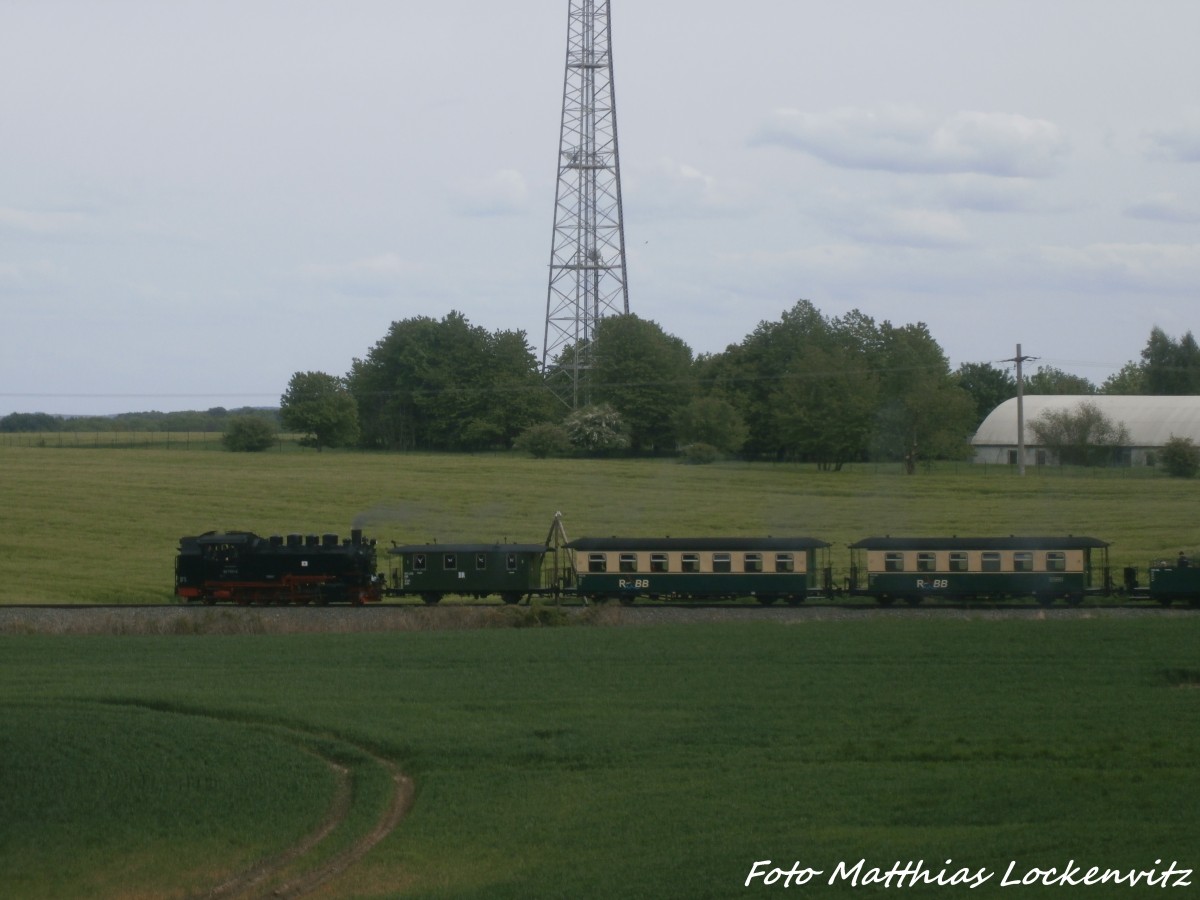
[564,404,630,454]
[679,443,721,465]
[222,416,277,452]
[514,423,572,459]
[1161,435,1200,478]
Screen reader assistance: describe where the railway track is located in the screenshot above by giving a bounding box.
[1,600,1193,637]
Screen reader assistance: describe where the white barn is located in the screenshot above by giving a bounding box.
[972,395,1200,467]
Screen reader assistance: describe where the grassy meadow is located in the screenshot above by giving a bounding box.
[3,621,1200,899]
[0,444,1198,604]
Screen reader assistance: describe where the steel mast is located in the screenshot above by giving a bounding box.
[542,0,629,408]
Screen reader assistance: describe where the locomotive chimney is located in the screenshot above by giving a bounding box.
[352,528,363,546]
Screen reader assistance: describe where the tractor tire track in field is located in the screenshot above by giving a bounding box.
[198,749,413,900]
[91,701,412,900]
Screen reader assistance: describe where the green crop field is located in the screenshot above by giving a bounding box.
[3,446,1200,897]
[2,622,1199,898]
[1,444,1198,605]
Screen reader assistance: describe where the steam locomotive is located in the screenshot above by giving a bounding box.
[175,529,382,605]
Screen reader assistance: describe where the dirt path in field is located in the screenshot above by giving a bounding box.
[192,747,413,900]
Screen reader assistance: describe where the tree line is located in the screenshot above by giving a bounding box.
[0,407,280,434]
[7,306,1195,469]
[271,301,1197,469]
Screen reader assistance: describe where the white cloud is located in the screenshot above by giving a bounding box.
[755,106,1068,179]
[631,157,754,219]
[0,206,90,237]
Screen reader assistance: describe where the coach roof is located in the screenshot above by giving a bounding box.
[388,543,547,555]
[567,537,830,551]
[850,536,1109,550]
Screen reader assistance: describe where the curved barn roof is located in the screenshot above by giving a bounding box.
[973,395,1200,447]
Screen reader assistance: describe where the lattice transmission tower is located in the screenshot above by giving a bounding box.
[542,0,629,408]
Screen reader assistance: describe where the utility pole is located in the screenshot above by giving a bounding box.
[541,0,630,409]
[1004,344,1038,475]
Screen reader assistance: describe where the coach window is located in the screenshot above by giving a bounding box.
[476,553,488,570]
[443,553,458,571]
[506,553,518,572]
[744,553,763,573]
[588,553,607,573]
[619,553,638,573]
[775,553,794,573]
[712,553,732,573]
[650,553,668,573]
[413,553,427,572]
[884,552,904,572]
[917,552,936,572]
[949,552,968,572]
[682,553,700,573]
[981,552,1001,572]
[1046,551,1066,572]
[1013,551,1034,572]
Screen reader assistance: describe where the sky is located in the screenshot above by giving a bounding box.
[2,0,1199,416]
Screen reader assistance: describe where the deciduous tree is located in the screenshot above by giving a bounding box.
[1029,400,1130,466]
[280,371,359,451]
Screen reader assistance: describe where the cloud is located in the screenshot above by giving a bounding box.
[300,252,429,298]
[754,106,1068,178]
[1147,122,1200,162]
[631,158,754,219]
[1035,242,1200,293]
[0,206,90,237]
[1124,193,1200,224]
[841,207,972,249]
[449,169,530,216]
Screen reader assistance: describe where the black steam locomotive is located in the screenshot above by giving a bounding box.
[175,529,382,605]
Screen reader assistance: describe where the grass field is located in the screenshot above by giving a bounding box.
[2,621,1199,898]
[3,446,1200,897]
[0,444,1197,604]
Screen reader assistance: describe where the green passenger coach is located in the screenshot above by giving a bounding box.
[848,536,1111,606]
[565,536,831,605]
[388,543,548,605]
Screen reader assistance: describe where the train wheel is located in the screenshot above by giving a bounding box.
[785,595,805,606]
[619,595,635,606]
[1064,594,1084,607]
[501,592,522,605]
[875,595,895,607]
[1034,593,1054,607]
[421,592,442,605]
[903,595,923,606]
[756,595,778,606]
